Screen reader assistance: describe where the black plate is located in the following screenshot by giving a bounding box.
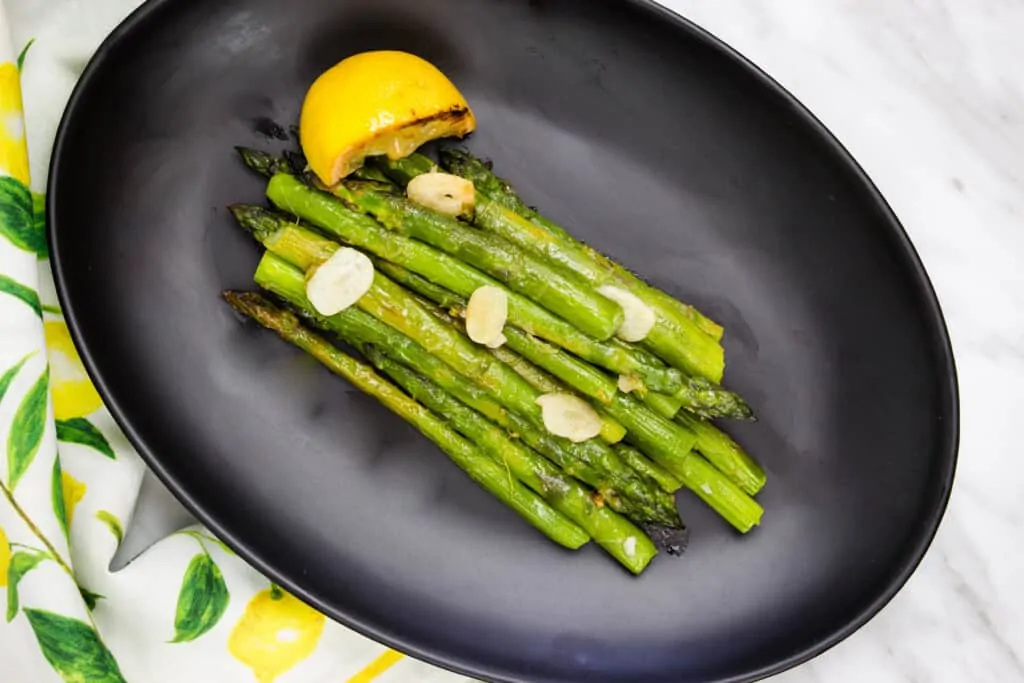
[48,1,958,681]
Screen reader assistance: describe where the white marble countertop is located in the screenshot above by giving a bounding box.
[30,0,1020,681]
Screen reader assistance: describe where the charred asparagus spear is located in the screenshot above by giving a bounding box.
[367,351,660,572]
[223,291,589,549]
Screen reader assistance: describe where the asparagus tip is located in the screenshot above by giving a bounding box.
[223,290,305,340]
[222,290,265,315]
[733,396,756,421]
[228,204,287,244]
[282,150,308,176]
[235,146,281,177]
[227,203,250,223]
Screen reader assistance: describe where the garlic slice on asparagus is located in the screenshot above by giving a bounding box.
[465,285,508,348]
[305,248,375,316]
[407,172,475,218]
[536,393,603,443]
[598,285,656,342]
[618,374,645,394]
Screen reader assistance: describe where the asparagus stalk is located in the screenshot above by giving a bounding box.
[222,291,589,549]
[350,165,394,184]
[368,352,660,572]
[643,323,725,386]
[373,259,467,310]
[614,445,683,494]
[677,412,766,496]
[642,392,686,421]
[251,253,680,530]
[674,452,763,534]
[438,149,726,343]
[369,153,437,186]
[251,173,690,394]
[331,180,626,341]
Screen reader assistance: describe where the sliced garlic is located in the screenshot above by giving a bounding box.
[407,172,475,218]
[597,285,656,342]
[466,286,508,347]
[305,248,375,316]
[536,393,603,443]
[617,374,644,394]
[484,332,508,350]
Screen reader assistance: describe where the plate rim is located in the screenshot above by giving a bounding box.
[46,1,960,681]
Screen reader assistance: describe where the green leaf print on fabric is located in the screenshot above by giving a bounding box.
[0,274,41,318]
[56,418,115,459]
[79,586,104,611]
[0,176,47,259]
[170,551,230,643]
[51,457,68,540]
[16,39,35,72]
[0,353,31,403]
[6,367,49,490]
[32,191,45,245]
[95,510,123,545]
[24,609,128,683]
[6,549,47,622]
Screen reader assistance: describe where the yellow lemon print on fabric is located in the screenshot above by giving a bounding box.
[0,62,29,186]
[0,526,10,588]
[44,321,103,421]
[228,586,326,683]
[347,650,405,683]
[61,471,86,526]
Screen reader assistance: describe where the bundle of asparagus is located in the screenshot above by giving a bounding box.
[224,146,766,574]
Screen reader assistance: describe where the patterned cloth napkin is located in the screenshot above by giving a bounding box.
[0,2,471,681]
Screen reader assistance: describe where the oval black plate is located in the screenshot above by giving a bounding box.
[48,1,958,681]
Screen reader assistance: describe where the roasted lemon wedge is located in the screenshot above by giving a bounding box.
[300,51,475,186]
